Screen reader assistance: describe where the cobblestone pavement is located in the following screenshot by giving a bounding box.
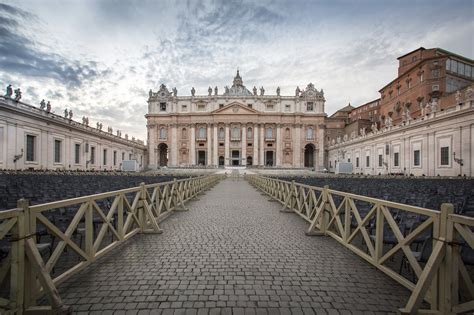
[59,178,411,315]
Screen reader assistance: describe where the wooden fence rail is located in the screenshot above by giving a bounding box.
[0,174,224,314]
[246,175,473,315]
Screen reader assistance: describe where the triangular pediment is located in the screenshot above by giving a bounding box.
[211,102,259,115]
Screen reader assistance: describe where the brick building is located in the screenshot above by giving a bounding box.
[379,47,473,127]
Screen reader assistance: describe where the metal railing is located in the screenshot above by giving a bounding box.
[0,175,224,314]
[246,175,474,314]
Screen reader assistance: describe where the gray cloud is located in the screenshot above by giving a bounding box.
[0,3,105,88]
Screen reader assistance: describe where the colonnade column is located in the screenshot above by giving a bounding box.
[170,124,177,167]
[189,124,195,165]
[207,124,212,166]
[253,124,259,165]
[148,125,157,168]
[259,123,265,166]
[241,125,247,166]
[213,125,218,166]
[276,124,282,166]
[294,124,301,167]
[317,125,325,170]
[224,124,230,166]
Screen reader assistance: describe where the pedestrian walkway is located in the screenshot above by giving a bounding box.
[59,178,410,314]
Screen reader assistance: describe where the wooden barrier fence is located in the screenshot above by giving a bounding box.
[246,175,474,315]
[0,174,224,314]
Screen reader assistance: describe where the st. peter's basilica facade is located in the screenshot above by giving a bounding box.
[146,71,326,169]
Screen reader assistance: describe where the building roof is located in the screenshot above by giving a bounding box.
[397,47,426,60]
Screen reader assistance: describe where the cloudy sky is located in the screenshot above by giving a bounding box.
[1,0,473,141]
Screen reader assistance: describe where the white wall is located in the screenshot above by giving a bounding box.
[327,101,474,177]
[0,98,146,171]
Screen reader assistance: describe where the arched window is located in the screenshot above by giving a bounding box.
[198,127,206,139]
[218,127,225,140]
[182,128,187,139]
[266,127,273,139]
[159,127,167,139]
[231,127,240,139]
[285,128,290,139]
[247,127,252,139]
[307,127,314,140]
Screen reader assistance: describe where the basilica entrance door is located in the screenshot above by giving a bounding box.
[197,151,206,166]
[158,143,168,166]
[231,150,240,166]
[265,151,274,166]
[304,144,315,167]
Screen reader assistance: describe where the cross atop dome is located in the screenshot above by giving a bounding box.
[224,70,252,96]
[233,70,243,87]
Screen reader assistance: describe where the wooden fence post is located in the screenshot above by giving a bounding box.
[11,199,26,314]
[439,203,454,314]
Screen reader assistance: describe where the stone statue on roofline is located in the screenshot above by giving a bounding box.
[40,99,46,110]
[191,87,195,96]
[14,88,21,101]
[64,108,68,118]
[384,115,393,128]
[5,84,13,98]
[172,87,177,96]
[68,109,73,120]
[276,87,280,96]
[455,90,461,103]
[430,98,438,113]
[253,86,257,96]
[208,86,212,96]
[214,86,218,96]
[260,86,265,96]
[295,86,300,96]
[46,101,51,112]
[371,122,378,133]
[149,89,152,98]
[225,86,229,94]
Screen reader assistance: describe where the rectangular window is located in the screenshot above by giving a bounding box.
[160,102,166,111]
[181,104,187,111]
[122,152,125,160]
[356,157,359,168]
[26,135,36,161]
[103,149,107,165]
[90,147,96,164]
[113,151,117,166]
[306,102,314,111]
[414,150,420,166]
[394,152,399,167]
[366,156,370,167]
[219,104,224,108]
[75,144,80,164]
[248,104,252,109]
[378,154,383,167]
[129,153,132,160]
[446,59,451,71]
[440,147,449,166]
[54,140,61,163]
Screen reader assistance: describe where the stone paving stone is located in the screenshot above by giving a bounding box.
[58,178,411,314]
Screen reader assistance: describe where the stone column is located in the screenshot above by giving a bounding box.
[213,124,218,166]
[148,125,157,168]
[190,124,195,165]
[224,124,230,165]
[241,125,247,166]
[253,124,259,165]
[318,125,325,170]
[170,124,178,167]
[276,124,282,166]
[207,124,212,166]
[294,124,301,167]
[260,123,265,166]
